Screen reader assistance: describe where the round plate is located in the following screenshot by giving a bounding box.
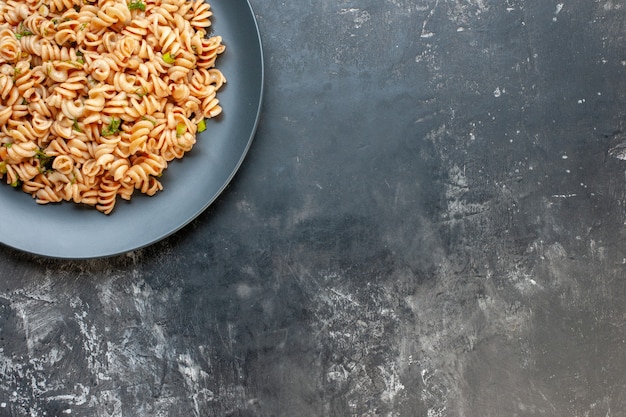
[0,0,264,259]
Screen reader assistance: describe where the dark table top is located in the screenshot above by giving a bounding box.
[1,0,626,416]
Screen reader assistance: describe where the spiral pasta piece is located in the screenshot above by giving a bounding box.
[0,0,225,213]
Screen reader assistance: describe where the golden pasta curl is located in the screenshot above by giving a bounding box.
[0,0,225,213]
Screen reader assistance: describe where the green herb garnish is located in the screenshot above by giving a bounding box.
[10,179,21,188]
[162,52,175,64]
[15,30,33,40]
[197,118,206,133]
[128,0,146,11]
[0,162,6,175]
[175,123,186,137]
[72,119,82,132]
[35,149,54,173]
[15,23,33,40]
[65,59,83,68]
[101,118,121,136]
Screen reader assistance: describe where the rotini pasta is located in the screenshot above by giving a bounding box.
[0,0,225,213]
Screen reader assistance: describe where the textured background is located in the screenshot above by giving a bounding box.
[1,0,626,416]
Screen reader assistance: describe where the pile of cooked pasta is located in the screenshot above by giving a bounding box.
[0,0,226,213]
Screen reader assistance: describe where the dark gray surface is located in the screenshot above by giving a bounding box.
[1,0,625,415]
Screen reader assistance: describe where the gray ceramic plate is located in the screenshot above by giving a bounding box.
[0,0,264,259]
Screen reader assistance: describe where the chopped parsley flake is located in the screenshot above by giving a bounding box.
[162,52,175,64]
[15,23,33,40]
[35,149,54,173]
[101,118,121,136]
[128,0,146,11]
[197,119,206,133]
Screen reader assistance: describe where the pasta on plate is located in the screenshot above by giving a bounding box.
[0,0,225,213]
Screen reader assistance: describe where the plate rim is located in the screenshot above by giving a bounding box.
[0,0,265,259]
